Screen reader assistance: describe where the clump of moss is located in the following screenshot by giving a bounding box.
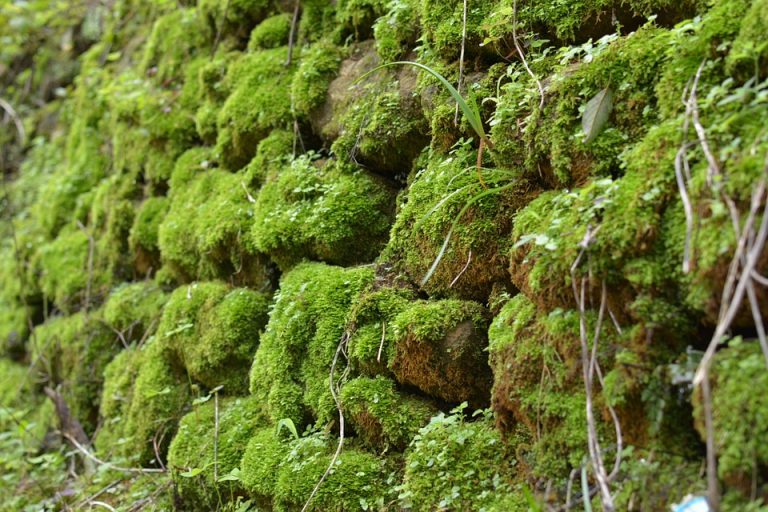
[273,434,389,511]
[198,0,272,43]
[216,47,296,170]
[93,347,144,459]
[727,0,768,79]
[693,340,768,497]
[417,0,494,61]
[31,312,119,433]
[385,143,537,301]
[248,13,291,51]
[250,156,396,270]
[330,67,429,177]
[250,263,374,426]
[167,395,266,509]
[347,283,418,376]
[373,0,421,62]
[103,281,168,342]
[389,299,492,407]
[159,157,273,287]
[341,376,437,450]
[141,8,209,84]
[488,294,594,477]
[129,197,170,275]
[336,0,388,40]
[122,338,191,466]
[400,410,512,511]
[239,426,291,502]
[242,129,293,186]
[33,227,100,313]
[521,24,673,188]
[290,41,345,119]
[159,283,269,394]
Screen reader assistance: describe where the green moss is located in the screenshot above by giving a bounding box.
[31,312,119,433]
[160,162,272,286]
[248,13,292,51]
[123,338,191,466]
[330,76,429,177]
[129,197,170,273]
[198,0,272,42]
[347,284,418,376]
[240,426,291,501]
[373,0,421,62]
[167,395,266,509]
[522,25,673,187]
[141,8,209,84]
[216,48,297,170]
[693,340,768,492]
[341,376,437,450]
[103,281,168,341]
[385,143,536,301]
[418,0,493,61]
[727,0,768,79]
[242,129,293,186]
[273,435,389,511]
[34,227,108,313]
[336,0,387,40]
[250,262,374,426]
[389,299,492,406]
[159,283,269,394]
[488,295,594,477]
[400,411,512,511]
[93,347,144,459]
[249,156,396,270]
[290,42,345,118]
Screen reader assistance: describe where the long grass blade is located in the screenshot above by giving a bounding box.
[356,61,487,142]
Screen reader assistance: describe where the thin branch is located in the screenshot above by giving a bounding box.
[301,332,350,512]
[62,433,165,474]
[376,322,387,363]
[286,0,301,66]
[449,249,472,288]
[0,97,26,144]
[454,0,468,125]
[512,0,544,110]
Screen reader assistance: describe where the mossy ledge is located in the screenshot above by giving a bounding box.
[1,0,768,509]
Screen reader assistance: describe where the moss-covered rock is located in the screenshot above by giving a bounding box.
[159,155,274,287]
[273,435,390,511]
[216,47,296,170]
[141,8,209,84]
[250,262,374,426]
[341,376,438,450]
[693,340,768,498]
[122,338,191,466]
[248,13,292,51]
[250,156,396,270]
[93,346,144,459]
[239,426,291,502]
[159,283,270,394]
[385,143,538,301]
[103,281,168,343]
[167,395,267,510]
[129,197,170,275]
[400,410,512,511]
[389,299,492,407]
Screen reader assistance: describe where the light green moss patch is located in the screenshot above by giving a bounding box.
[159,283,269,394]
[250,156,396,270]
[103,281,168,342]
[400,410,512,511]
[248,13,291,51]
[341,376,437,450]
[167,395,266,509]
[250,262,374,426]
